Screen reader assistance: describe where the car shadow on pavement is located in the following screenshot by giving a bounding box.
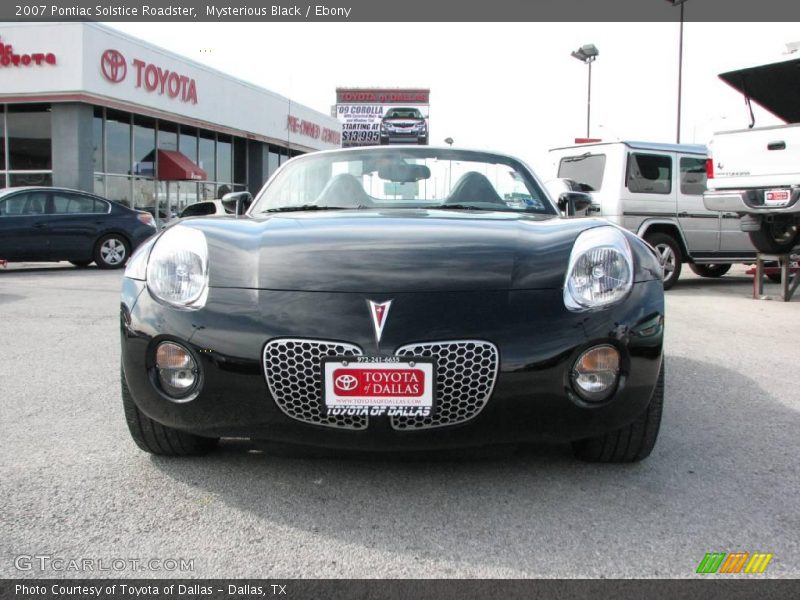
[669,273,794,301]
[148,356,800,577]
[0,264,101,275]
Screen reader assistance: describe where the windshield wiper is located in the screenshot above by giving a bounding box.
[262,205,353,213]
[433,204,501,211]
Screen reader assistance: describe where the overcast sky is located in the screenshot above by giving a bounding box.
[106,21,798,173]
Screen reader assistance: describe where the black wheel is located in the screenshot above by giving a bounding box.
[94,234,130,269]
[748,218,799,254]
[572,361,664,463]
[645,233,682,290]
[121,368,218,456]
[689,263,732,278]
[69,260,92,268]
[766,272,782,283]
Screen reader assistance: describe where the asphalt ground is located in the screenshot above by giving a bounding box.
[1,263,798,579]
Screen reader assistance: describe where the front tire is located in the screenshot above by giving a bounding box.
[94,234,130,269]
[572,361,664,463]
[689,263,731,278]
[748,218,799,254]
[645,233,682,290]
[121,369,218,456]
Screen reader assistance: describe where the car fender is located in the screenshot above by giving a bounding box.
[636,218,691,258]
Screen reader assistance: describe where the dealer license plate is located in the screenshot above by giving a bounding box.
[322,356,435,418]
[764,188,791,206]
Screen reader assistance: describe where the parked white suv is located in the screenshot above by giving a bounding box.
[549,141,757,289]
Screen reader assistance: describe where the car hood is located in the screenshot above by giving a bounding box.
[191,210,643,292]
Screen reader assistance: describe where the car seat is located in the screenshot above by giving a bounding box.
[445,171,507,206]
[315,174,373,208]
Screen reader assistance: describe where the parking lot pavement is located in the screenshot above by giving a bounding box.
[0,263,798,579]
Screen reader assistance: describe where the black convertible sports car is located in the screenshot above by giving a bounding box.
[120,147,665,462]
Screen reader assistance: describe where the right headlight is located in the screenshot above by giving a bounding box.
[564,226,633,311]
[146,225,209,310]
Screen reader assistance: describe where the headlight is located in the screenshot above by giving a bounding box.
[564,226,633,311]
[146,225,209,309]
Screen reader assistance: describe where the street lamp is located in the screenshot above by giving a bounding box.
[444,137,454,147]
[665,0,688,143]
[570,44,599,138]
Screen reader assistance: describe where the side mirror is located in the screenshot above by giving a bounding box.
[557,191,592,217]
[222,191,253,216]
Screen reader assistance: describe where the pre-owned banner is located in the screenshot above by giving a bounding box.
[336,88,430,148]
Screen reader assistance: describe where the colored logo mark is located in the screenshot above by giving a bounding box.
[101,49,127,83]
[696,552,773,574]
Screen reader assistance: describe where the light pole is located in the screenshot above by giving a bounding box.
[570,44,599,139]
[443,138,454,190]
[665,0,688,143]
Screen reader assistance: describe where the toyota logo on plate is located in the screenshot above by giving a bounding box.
[334,374,358,392]
[101,49,127,83]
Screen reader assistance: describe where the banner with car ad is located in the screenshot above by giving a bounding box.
[335,88,430,148]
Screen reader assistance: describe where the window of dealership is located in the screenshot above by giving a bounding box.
[0,102,302,219]
[0,103,53,188]
[88,105,297,215]
[0,22,342,221]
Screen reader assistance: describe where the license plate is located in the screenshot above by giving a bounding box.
[764,189,791,206]
[322,356,435,418]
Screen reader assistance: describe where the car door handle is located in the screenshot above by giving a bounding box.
[678,211,689,218]
[767,141,786,151]
[33,222,49,229]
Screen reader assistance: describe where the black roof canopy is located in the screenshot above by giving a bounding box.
[718,56,800,124]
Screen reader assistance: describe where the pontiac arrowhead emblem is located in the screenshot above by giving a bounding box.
[367,299,392,344]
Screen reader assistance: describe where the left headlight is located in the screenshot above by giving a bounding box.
[564,226,633,311]
[145,225,209,309]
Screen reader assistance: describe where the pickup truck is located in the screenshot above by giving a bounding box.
[703,52,800,254]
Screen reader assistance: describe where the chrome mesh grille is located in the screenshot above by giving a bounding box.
[392,340,499,430]
[263,338,366,430]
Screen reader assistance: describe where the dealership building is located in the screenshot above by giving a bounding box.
[0,22,341,218]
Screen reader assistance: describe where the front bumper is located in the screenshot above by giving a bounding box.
[120,280,664,450]
[380,131,427,144]
[704,187,800,214]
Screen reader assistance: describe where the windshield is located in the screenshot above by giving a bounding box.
[250,148,556,215]
[385,109,422,119]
